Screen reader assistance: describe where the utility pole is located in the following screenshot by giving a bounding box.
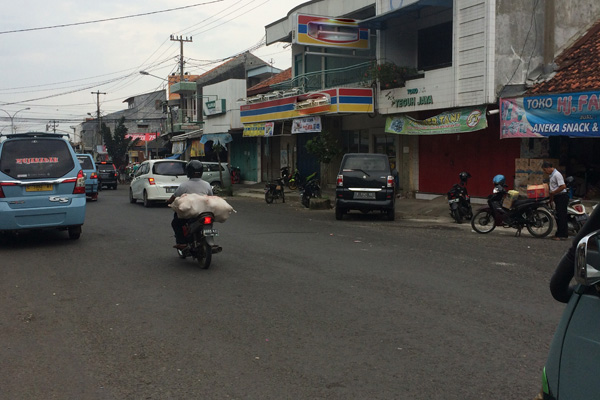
[91,90,106,160]
[170,35,193,79]
[47,120,59,133]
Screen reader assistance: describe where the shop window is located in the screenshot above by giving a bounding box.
[418,21,452,71]
[374,134,397,170]
[342,130,369,153]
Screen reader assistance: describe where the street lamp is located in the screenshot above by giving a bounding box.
[0,107,31,134]
[139,71,168,81]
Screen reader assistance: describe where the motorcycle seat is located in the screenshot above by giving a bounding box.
[512,197,547,208]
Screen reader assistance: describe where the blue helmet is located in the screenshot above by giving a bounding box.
[493,174,505,185]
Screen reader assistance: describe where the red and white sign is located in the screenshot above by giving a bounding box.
[126,133,158,142]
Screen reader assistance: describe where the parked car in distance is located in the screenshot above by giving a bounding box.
[129,159,187,207]
[201,162,231,194]
[76,153,98,201]
[0,132,86,239]
[97,161,118,190]
[335,153,396,221]
[541,228,600,399]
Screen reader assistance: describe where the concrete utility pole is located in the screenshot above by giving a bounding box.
[47,120,59,133]
[91,90,106,160]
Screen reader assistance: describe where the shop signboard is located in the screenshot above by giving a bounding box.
[243,122,274,137]
[500,91,600,138]
[385,106,487,135]
[292,116,322,134]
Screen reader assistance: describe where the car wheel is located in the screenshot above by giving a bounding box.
[143,191,151,208]
[387,208,395,221]
[68,226,81,240]
[112,184,118,190]
[129,188,136,204]
[211,182,221,195]
[335,206,345,220]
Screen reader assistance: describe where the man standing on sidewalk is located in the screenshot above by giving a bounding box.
[542,161,568,240]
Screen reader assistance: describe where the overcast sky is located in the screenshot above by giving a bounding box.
[0,0,308,134]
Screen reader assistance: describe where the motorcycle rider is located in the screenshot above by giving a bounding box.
[166,160,213,250]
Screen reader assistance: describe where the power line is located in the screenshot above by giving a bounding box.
[0,1,224,35]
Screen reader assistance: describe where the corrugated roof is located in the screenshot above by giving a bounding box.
[528,19,600,95]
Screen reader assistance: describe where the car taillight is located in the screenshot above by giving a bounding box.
[91,172,98,179]
[203,215,214,225]
[0,182,15,198]
[73,170,86,194]
[336,174,343,187]
[148,178,155,185]
[387,175,395,188]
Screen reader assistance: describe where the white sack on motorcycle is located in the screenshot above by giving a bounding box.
[170,194,236,222]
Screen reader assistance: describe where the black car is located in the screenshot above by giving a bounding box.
[97,162,118,190]
[335,153,396,221]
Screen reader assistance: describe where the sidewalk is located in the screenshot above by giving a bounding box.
[230,182,598,222]
[231,182,454,221]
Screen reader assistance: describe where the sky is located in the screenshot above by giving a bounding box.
[0,0,309,136]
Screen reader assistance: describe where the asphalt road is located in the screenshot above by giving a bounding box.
[0,186,571,399]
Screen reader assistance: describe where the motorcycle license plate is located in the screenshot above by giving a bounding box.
[354,192,375,199]
[576,214,589,222]
[448,198,460,203]
[203,228,219,237]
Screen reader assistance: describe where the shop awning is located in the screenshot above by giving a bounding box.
[199,133,233,146]
[359,0,452,30]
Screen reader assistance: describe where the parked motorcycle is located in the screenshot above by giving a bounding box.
[562,176,589,234]
[300,173,321,208]
[447,171,473,223]
[176,212,221,269]
[471,174,555,237]
[287,169,301,190]
[265,178,286,204]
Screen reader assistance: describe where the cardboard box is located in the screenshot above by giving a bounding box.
[529,159,544,171]
[514,173,529,187]
[515,158,530,173]
[528,172,544,185]
[527,183,549,199]
[502,190,520,209]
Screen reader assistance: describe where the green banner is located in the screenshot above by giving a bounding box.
[385,106,487,135]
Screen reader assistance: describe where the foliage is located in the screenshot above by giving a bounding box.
[101,116,139,168]
[364,61,418,89]
[305,130,341,165]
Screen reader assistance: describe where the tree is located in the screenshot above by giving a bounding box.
[101,116,139,168]
[305,130,342,183]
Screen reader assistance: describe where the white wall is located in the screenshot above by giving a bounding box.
[203,79,246,135]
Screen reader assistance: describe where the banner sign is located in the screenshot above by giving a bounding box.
[292,116,322,134]
[500,91,600,138]
[172,141,185,154]
[385,106,487,135]
[295,14,369,49]
[126,133,158,142]
[243,122,274,137]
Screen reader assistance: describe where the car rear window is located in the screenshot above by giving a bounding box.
[342,156,388,171]
[77,156,94,170]
[0,138,75,179]
[153,162,186,176]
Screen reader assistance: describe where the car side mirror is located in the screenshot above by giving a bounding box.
[575,229,600,286]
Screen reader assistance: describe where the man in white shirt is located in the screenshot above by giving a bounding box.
[542,161,568,240]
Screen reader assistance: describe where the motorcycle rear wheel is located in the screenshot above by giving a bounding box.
[196,240,212,269]
[451,209,462,224]
[471,210,496,234]
[288,181,297,190]
[526,208,554,238]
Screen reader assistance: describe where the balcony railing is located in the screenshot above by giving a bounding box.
[167,108,200,133]
[270,61,372,94]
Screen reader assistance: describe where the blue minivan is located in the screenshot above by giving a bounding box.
[0,132,86,239]
[76,153,99,201]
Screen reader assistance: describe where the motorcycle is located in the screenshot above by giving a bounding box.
[287,169,301,190]
[447,172,472,223]
[265,177,286,204]
[547,176,589,235]
[471,181,555,238]
[300,173,321,208]
[176,212,221,269]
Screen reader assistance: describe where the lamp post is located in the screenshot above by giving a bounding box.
[139,70,167,81]
[0,107,31,134]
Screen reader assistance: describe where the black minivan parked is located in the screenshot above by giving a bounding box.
[335,153,396,221]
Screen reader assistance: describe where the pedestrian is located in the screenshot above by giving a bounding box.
[542,161,568,240]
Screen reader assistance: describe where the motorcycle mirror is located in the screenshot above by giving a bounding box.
[575,229,600,286]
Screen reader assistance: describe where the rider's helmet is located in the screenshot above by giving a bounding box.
[492,174,506,186]
[459,171,471,183]
[186,160,204,178]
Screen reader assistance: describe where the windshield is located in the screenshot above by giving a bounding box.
[0,138,75,179]
[153,162,186,176]
[342,155,388,171]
